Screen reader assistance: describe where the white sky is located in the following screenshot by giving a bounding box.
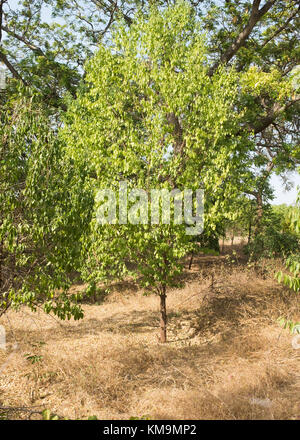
[271,172,300,206]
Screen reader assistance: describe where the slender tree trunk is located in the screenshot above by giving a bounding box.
[188,253,194,270]
[248,221,252,244]
[254,192,263,237]
[0,218,3,291]
[159,288,167,343]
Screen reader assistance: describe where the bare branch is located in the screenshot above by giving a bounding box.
[1,24,45,56]
[0,48,27,84]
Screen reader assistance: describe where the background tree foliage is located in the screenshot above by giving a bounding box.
[0,89,93,319]
[277,189,300,292]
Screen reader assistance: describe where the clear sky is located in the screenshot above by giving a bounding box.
[271,172,300,206]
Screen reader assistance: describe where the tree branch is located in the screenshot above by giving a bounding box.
[0,0,5,43]
[1,24,45,56]
[0,48,27,84]
[208,0,277,76]
[253,97,300,134]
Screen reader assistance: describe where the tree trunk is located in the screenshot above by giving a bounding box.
[248,220,252,244]
[188,253,194,270]
[159,290,167,343]
[254,192,263,237]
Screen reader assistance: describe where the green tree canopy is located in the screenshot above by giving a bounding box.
[62,2,250,341]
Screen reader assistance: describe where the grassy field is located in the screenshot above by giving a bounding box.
[0,244,299,420]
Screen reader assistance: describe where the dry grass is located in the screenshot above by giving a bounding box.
[0,248,299,420]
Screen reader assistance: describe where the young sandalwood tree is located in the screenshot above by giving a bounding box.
[63,2,248,342]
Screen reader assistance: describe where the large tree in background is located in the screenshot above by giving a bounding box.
[1,1,299,102]
[1,0,299,212]
[0,0,139,107]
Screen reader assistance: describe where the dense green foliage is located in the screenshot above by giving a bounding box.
[0,90,92,318]
[276,191,300,292]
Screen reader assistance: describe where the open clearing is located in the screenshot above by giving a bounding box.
[0,245,299,420]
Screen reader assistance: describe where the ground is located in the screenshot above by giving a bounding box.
[0,242,299,420]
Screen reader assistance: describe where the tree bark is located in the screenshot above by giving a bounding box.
[159,289,167,343]
[254,192,263,236]
[248,220,252,244]
[188,253,194,270]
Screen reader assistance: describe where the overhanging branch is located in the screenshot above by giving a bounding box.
[0,48,27,85]
[208,0,277,77]
[1,25,45,56]
[253,97,300,134]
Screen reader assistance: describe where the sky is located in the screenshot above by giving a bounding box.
[270,172,300,206]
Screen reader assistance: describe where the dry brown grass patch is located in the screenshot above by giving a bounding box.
[0,255,299,420]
